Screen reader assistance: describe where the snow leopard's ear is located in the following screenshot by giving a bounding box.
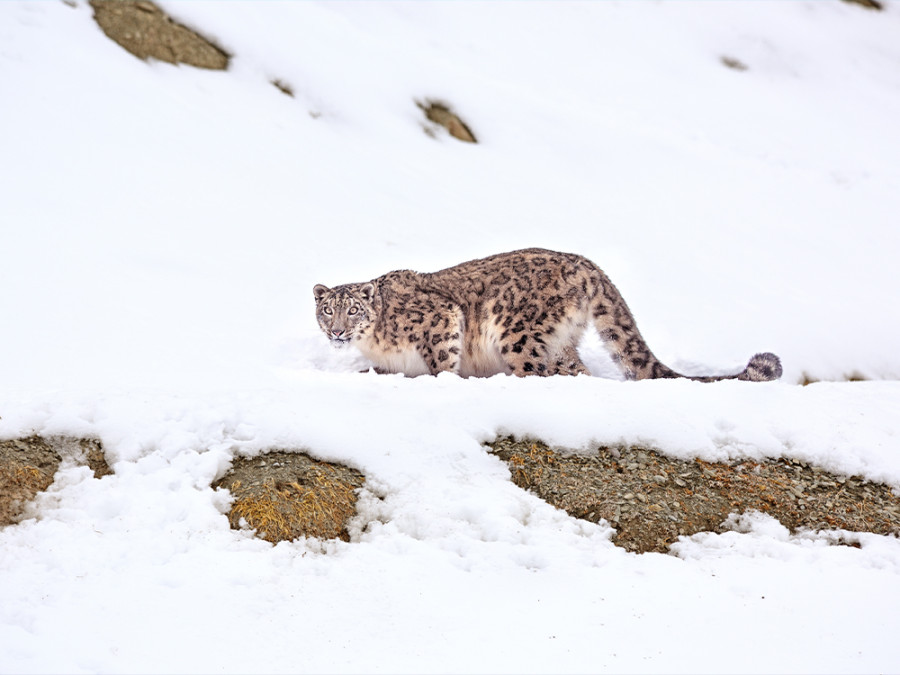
[359,283,376,303]
[313,284,330,302]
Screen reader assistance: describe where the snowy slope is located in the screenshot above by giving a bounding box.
[2,1,900,673]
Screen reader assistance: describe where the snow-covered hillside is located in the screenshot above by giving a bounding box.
[1,2,899,672]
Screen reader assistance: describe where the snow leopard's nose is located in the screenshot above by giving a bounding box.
[331,329,345,338]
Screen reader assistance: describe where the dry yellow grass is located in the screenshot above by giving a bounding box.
[0,436,112,526]
[216,452,365,543]
[0,463,54,525]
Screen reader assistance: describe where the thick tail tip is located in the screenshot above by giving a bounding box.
[740,352,783,381]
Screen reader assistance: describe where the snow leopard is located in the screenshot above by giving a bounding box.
[313,248,782,381]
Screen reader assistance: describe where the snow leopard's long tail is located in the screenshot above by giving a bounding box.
[651,351,783,382]
[588,266,782,382]
[733,352,783,382]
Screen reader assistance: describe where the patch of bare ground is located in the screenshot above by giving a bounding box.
[0,436,111,526]
[488,437,900,554]
[720,56,748,72]
[89,0,229,69]
[841,0,884,10]
[417,100,477,143]
[213,451,365,544]
[800,371,868,386]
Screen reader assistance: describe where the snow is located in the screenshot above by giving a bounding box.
[1,1,900,672]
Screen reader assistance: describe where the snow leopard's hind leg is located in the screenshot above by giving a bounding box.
[547,345,590,376]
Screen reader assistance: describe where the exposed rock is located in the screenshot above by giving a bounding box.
[271,79,295,97]
[721,56,748,72]
[417,100,477,143]
[90,0,229,70]
[213,451,365,543]
[841,0,883,10]
[488,437,900,554]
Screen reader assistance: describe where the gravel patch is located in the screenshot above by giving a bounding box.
[489,436,900,554]
[90,0,229,69]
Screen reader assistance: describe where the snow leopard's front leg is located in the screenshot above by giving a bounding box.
[416,301,465,375]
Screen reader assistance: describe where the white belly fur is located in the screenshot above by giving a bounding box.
[358,341,431,377]
[459,331,510,378]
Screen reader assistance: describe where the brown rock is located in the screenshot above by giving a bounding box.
[417,100,477,143]
[841,0,883,10]
[90,0,229,70]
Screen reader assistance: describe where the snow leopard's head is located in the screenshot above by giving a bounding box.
[313,282,376,347]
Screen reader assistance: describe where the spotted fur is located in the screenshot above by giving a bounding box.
[313,248,782,381]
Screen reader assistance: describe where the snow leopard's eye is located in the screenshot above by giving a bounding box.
[323,307,333,315]
[348,306,359,316]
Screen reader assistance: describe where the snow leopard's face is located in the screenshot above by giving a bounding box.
[313,282,376,347]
